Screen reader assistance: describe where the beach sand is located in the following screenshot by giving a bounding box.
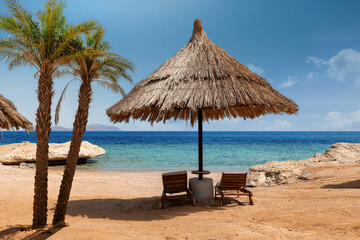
[1,164,360,239]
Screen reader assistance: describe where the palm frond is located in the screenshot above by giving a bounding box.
[0,38,39,69]
[3,0,40,39]
[54,79,77,124]
[52,68,73,79]
[94,80,126,97]
[38,0,66,57]
[51,20,98,61]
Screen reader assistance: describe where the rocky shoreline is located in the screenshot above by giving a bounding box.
[248,142,360,187]
[0,141,105,165]
[1,141,359,188]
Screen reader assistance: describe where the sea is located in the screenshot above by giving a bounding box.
[1,131,359,172]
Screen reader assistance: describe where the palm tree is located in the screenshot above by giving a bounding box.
[52,27,134,225]
[0,0,97,228]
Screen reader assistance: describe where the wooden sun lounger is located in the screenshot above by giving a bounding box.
[214,172,254,206]
[161,171,194,209]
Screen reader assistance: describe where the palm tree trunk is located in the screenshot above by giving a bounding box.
[33,73,54,228]
[52,80,92,225]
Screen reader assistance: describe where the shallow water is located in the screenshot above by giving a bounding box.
[1,131,359,171]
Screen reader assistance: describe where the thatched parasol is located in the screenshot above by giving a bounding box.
[107,19,298,178]
[0,94,33,133]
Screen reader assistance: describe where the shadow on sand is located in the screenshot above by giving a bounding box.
[322,179,360,189]
[0,226,61,240]
[66,196,228,221]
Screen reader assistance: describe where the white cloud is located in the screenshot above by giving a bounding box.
[325,110,360,130]
[306,56,325,67]
[246,63,265,75]
[307,49,360,84]
[307,72,314,81]
[279,76,296,88]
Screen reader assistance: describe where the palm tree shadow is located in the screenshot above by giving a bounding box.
[0,226,61,240]
[66,197,223,221]
[322,179,360,189]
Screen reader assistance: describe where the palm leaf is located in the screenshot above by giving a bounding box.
[54,79,77,124]
[94,80,126,97]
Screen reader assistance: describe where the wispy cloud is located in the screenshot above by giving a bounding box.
[246,63,265,75]
[306,72,314,81]
[306,57,325,67]
[325,110,360,130]
[279,76,296,88]
[307,49,360,84]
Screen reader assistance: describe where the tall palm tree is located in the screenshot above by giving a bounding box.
[0,0,97,228]
[52,27,134,225]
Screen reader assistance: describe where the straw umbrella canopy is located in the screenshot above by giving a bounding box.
[0,94,33,133]
[107,19,298,178]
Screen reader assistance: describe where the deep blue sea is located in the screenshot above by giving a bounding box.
[1,131,359,171]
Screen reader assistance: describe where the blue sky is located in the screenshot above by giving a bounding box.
[1,0,360,131]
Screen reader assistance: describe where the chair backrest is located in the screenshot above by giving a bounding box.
[162,171,188,193]
[219,173,247,190]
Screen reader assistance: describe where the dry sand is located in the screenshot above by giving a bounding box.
[1,164,360,240]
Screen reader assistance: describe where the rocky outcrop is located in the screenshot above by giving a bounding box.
[248,160,304,186]
[248,142,360,187]
[312,142,360,163]
[0,141,105,165]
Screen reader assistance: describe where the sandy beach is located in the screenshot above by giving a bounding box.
[1,163,360,240]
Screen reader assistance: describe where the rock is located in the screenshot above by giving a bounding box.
[248,160,304,186]
[248,142,360,187]
[265,177,273,185]
[0,141,105,165]
[247,171,266,186]
[246,181,258,187]
[298,173,312,180]
[278,179,288,185]
[19,162,35,168]
[314,142,360,163]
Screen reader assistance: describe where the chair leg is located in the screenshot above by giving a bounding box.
[249,194,254,205]
[161,195,165,209]
[220,193,225,206]
[242,189,254,205]
[237,190,239,198]
[247,190,254,205]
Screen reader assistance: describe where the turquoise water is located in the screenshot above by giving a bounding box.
[82,143,329,171]
[83,144,329,171]
[3,131,358,171]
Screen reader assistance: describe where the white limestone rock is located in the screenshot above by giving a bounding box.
[0,141,105,165]
[248,142,360,187]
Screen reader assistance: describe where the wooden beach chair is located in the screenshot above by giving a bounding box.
[214,173,254,206]
[161,171,194,209]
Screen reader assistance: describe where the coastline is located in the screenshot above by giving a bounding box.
[1,141,360,239]
[2,131,360,172]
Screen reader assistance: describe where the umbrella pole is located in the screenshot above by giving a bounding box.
[198,109,203,180]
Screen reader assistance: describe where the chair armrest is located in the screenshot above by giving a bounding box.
[242,188,252,196]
